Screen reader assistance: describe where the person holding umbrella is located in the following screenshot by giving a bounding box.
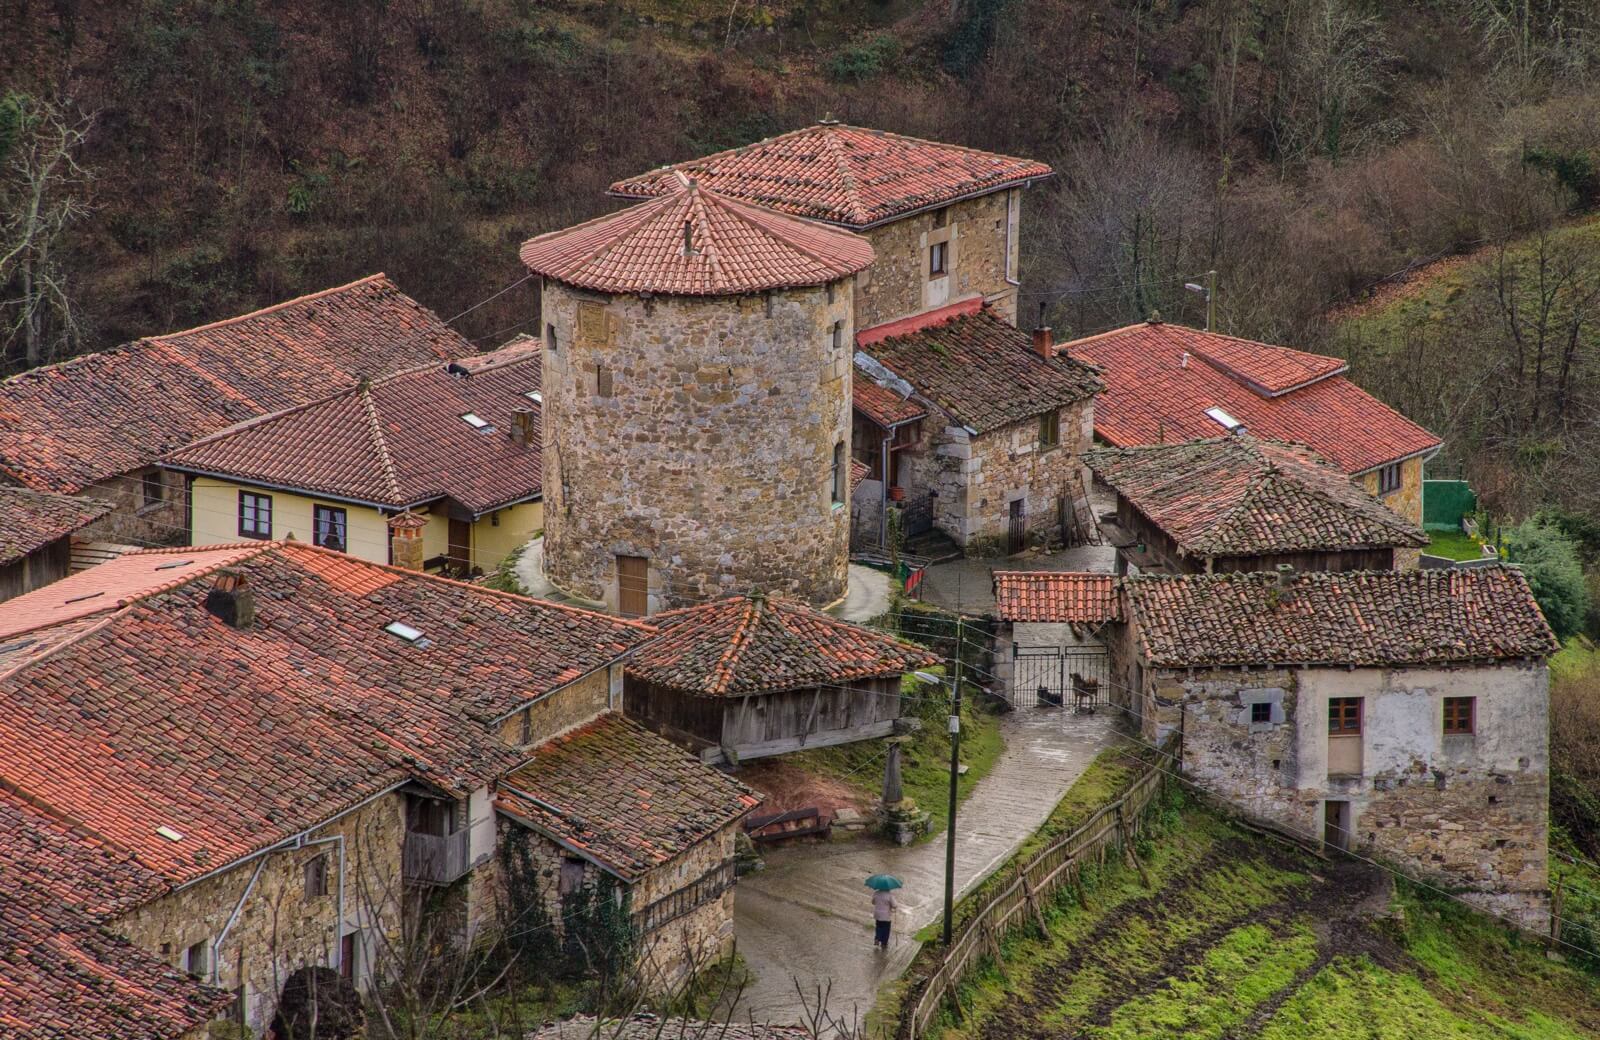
[866,874,903,949]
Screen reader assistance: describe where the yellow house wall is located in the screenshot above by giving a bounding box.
[473,500,543,572]
[1360,456,1425,569]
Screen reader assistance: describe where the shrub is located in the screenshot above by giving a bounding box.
[1502,517,1592,640]
[825,34,902,83]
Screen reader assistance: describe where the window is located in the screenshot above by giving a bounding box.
[826,281,837,304]
[304,854,328,898]
[596,364,613,397]
[1038,410,1060,450]
[313,505,347,553]
[1444,696,1476,735]
[142,469,164,508]
[184,939,209,977]
[929,240,948,277]
[1204,406,1244,433]
[340,932,358,983]
[558,856,586,897]
[1251,702,1272,725]
[832,321,844,352]
[238,491,272,539]
[831,441,847,505]
[932,207,948,229]
[460,412,492,431]
[1377,462,1402,495]
[1328,697,1362,735]
[545,322,558,352]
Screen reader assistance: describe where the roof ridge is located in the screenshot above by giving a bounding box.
[713,188,859,271]
[819,126,870,225]
[708,595,765,695]
[685,186,730,289]
[142,273,391,343]
[356,382,405,502]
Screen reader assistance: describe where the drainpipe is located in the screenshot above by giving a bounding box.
[213,854,273,985]
[880,436,891,548]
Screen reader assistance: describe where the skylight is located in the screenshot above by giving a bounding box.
[1204,406,1244,432]
[460,412,491,430]
[155,825,185,842]
[524,390,542,404]
[384,621,424,642]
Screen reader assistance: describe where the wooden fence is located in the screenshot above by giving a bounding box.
[898,740,1175,1040]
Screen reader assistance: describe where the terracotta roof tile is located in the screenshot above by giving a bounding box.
[1065,322,1440,474]
[1083,436,1427,558]
[496,713,759,882]
[610,123,1054,229]
[627,593,939,697]
[0,275,467,494]
[0,542,650,891]
[856,307,1101,434]
[852,375,928,428]
[163,342,541,514]
[520,180,873,296]
[992,572,1122,624]
[849,458,870,491]
[1126,567,1559,667]
[0,487,113,566]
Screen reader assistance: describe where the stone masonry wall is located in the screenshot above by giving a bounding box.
[76,467,189,546]
[496,666,615,746]
[540,280,852,611]
[112,793,408,1034]
[900,397,1093,549]
[1156,660,1550,928]
[1360,455,1424,568]
[855,189,1020,331]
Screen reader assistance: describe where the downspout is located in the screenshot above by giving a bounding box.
[880,435,891,548]
[212,853,273,985]
[1004,189,1020,291]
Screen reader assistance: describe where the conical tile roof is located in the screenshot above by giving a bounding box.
[519,177,874,296]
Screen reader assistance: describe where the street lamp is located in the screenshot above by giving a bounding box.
[1183,270,1217,331]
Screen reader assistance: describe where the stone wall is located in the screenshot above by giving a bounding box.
[77,467,188,546]
[855,189,1020,331]
[1150,660,1550,928]
[899,397,1094,549]
[1360,455,1425,568]
[112,793,409,1034]
[496,665,617,747]
[540,280,852,611]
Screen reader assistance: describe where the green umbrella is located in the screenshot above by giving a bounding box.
[865,874,904,891]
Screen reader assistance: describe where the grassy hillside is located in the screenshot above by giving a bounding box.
[927,799,1600,1040]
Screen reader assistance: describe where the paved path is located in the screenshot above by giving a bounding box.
[731,709,1119,1030]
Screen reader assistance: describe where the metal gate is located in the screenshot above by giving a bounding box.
[1011,644,1110,711]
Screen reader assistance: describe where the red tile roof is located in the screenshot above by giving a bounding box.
[0,275,467,494]
[610,123,1054,229]
[0,542,650,892]
[628,593,940,697]
[0,487,113,566]
[520,178,873,296]
[163,342,541,514]
[496,713,759,882]
[856,306,1101,434]
[1083,437,1427,559]
[849,458,870,491]
[1126,568,1559,668]
[992,572,1123,624]
[1064,322,1440,474]
[852,377,928,428]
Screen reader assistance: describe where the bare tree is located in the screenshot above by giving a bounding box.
[0,91,93,370]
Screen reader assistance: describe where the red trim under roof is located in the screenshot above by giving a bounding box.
[856,297,985,348]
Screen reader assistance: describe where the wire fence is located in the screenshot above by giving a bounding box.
[896,733,1176,1040]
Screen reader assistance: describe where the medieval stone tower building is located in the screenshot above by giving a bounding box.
[520,178,875,614]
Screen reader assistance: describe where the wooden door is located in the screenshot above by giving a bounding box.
[447,517,472,573]
[1324,800,1350,851]
[1007,499,1026,554]
[617,555,648,617]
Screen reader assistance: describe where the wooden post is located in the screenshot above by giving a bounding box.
[1018,866,1049,935]
[982,923,1008,979]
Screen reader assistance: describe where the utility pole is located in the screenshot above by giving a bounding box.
[943,613,964,946]
[1205,269,1217,332]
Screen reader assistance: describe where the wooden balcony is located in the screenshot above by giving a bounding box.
[403,828,471,886]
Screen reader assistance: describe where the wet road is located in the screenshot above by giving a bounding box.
[730,709,1120,1031]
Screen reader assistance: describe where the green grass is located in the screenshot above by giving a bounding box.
[780,669,1005,840]
[1425,529,1490,561]
[1552,636,1600,685]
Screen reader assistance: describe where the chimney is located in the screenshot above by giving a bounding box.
[682,219,695,257]
[510,408,537,448]
[205,568,255,629]
[388,511,428,571]
[1032,325,1054,359]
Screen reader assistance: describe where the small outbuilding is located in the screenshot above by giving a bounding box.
[0,487,112,600]
[1084,435,1427,575]
[623,592,940,764]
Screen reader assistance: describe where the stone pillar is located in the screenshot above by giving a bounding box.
[388,511,428,571]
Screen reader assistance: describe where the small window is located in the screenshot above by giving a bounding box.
[1250,702,1272,725]
[1444,696,1475,735]
[1328,697,1362,736]
[558,856,586,897]
[932,207,948,229]
[826,281,837,305]
[142,469,164,508]
[596,364,613,398]
[304,854,328,898]
[545,322,558,352]
[238,491,272,539]
[831,441,847,505]
[340,931,359,983]
[832,321,844,352]
[929,241,948,277]
[1377,462,1402,495]
[1038,410,1060,450]
[184,939,209,977]
[313,505,348,553]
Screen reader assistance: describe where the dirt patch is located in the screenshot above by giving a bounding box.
[735,757,874,818]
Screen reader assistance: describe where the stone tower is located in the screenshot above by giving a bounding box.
[519,178,875,614]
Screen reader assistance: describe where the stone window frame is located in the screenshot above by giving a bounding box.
[558,856,587,897]
[1236,688,1286,733]
[832,320,844,352]
[1038,409,1061,452]
[545,322,558,353]
[140,468,165,510]
[183,938,210,977]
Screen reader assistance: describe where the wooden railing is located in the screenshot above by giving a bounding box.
[403,829,471,886]
[898,739,1175,1040]
[633,861,737,935]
